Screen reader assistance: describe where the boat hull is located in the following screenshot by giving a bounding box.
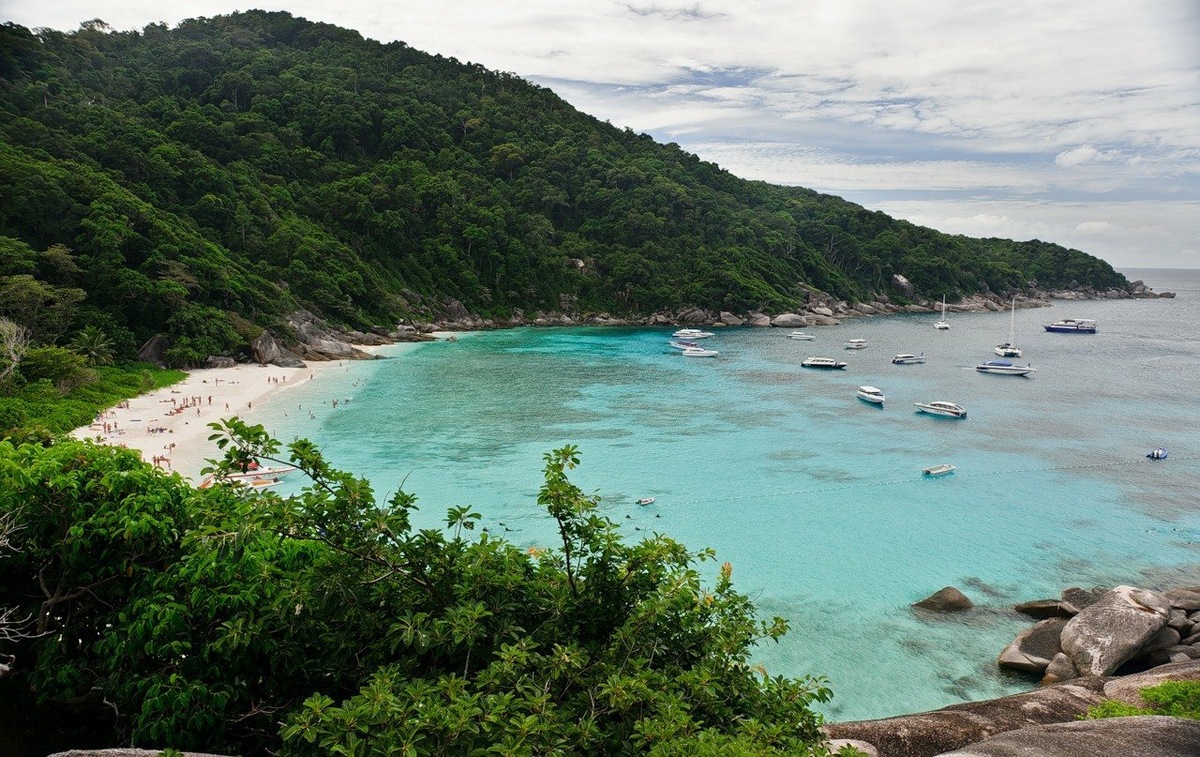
[922,464,956,476]
[802,358,847,369]
[913,402,967,418]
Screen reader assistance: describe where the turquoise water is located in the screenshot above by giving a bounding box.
[253,268,1200,721]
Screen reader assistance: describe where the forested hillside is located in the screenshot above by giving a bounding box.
[0,11,1127,365]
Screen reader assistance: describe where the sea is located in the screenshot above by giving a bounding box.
[253,268,1200,722]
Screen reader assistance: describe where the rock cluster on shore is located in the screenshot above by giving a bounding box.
[999,584,1200,683]
[427,279,1175,334]
[823,584,1200,756]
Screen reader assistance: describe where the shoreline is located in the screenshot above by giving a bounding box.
[70,355,379,482]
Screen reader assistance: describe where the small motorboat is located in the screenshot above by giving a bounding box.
[788,331,816,340]
[636,497,656,505]
[922,463,956,477]
[844,338,868,350]
[681,346,719,358]
[913,401,967,419]
[673,328,715,339]
[668,340,700,350]
[1044,318,1097,333]
[856,386,885,405]
[891,353,926,365]
[1147,447,1168,461]
[976,360,1036,376]
[801,356,848,369]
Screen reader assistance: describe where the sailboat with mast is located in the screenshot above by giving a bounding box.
[995,297,1022,357]
[934,296,950,330]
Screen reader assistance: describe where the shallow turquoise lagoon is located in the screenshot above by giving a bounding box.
[254,269,1200,720]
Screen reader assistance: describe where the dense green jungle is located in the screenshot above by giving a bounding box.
[0,10,1127,368]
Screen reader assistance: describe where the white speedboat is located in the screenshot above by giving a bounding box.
[673,328,715,339]
[976,360,1035,376]
[222,465,298,480]
[1147,447,1168,461]
[1043,318,1096,333]
[913,401,967,418]
[856,386,885,404]
[891,353,926,365]
[802,356,848,369]
[843,338,868,350]
[681,346,719,358]
[668,340,700,350]
[636,497,656,505]
[788,331,816,340]
[934,296,950,330]
[922,463,956,477]
[995,297,1022,357]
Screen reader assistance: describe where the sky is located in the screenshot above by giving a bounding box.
[4,1,1199,271]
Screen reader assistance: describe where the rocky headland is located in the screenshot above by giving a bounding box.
[825,583,1200,756]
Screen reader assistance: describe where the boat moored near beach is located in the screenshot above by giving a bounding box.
[1044,318,1097,333]
[787,331,816,340]
[843,338,868,350]
[681,346,719,358]
[913,401,967,418]
[802,357,848,369]
[891,353,926,365]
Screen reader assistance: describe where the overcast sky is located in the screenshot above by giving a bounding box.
[5,1,1199,270]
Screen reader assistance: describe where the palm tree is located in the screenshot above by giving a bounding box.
[69,326,115,366]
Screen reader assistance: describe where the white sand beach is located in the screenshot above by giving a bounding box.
[71,358,356,482]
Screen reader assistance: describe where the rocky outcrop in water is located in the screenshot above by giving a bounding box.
[1000,584,1200,683]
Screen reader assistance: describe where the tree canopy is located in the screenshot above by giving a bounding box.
[0,423,844,755]
[0,12,1129,366]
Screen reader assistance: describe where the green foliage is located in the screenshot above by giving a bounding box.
[0,362,184,440]
[69,325,116,366]
[1083,680,1200,720]
[0,12,1127,365]
[0,426,838,755]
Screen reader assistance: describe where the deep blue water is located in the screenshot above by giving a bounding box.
[254,268,1200,721]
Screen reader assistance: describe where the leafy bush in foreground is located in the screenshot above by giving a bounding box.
[0,422,837,755]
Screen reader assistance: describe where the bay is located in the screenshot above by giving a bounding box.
[254,268,1200,721]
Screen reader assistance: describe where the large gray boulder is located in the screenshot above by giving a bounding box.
[250,330,285,365]
[891,274,915,297]
[746,312,772,327]
[997,618,1067,674]
[934,716,1200,756]
[1060,586,1171,676]
[770,313,808,328]
[136,334,170,365]
[914,587,974,613]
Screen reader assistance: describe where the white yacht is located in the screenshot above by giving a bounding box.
[673,328,715,339]
[913,401,967,418]
[995,297,1022,357]
[891,353,926,365]
[681,346,719,358]
[788,331,816,340]
[843,338,868,350]
[801,356,848,369]
[934,296,950,330]
[975,360,1035,376]
[856,386,885,404]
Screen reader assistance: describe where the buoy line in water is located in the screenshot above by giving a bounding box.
[665,455,1197,509]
